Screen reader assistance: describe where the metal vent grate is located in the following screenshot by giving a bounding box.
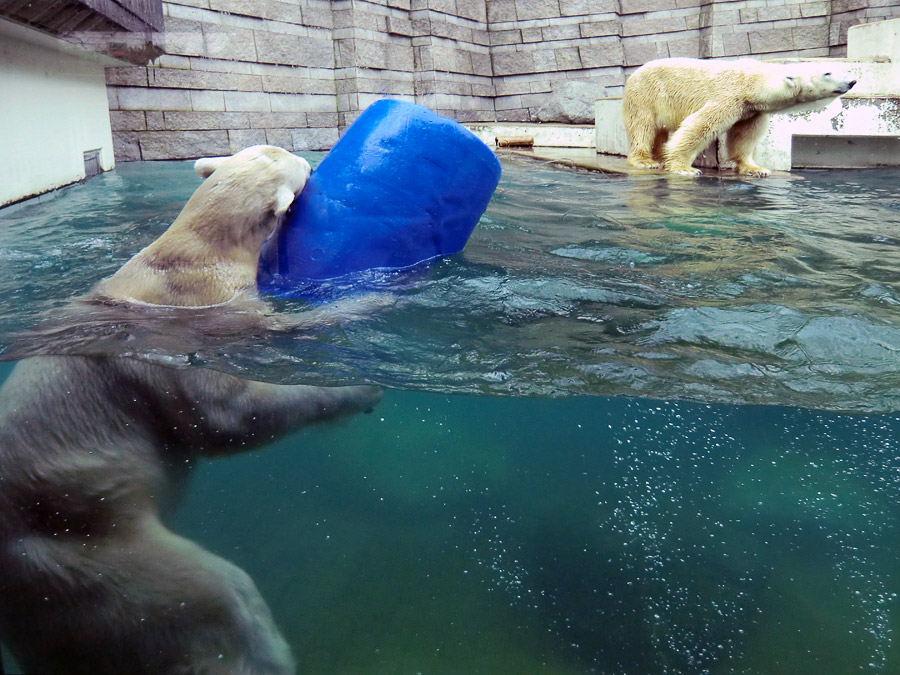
[83,149,101,178]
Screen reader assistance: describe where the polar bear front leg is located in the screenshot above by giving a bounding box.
[663,101,741,176]
[726,113,772,177]
[624,102,665,169]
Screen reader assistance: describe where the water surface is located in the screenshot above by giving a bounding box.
[2,158,900,673]
[2,158,900,412]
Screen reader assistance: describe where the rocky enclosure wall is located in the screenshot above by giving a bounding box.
[106,0,900,160]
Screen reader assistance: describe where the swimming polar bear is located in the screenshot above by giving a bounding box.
[95,145,311,307]
[0,146,381,674]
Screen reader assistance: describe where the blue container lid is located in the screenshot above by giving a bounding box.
[258,100,501,292]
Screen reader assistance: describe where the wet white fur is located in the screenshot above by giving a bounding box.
[96,145,311,307]
[623,58,856,176]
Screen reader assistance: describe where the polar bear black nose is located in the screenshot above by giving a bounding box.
[849,80,857,88]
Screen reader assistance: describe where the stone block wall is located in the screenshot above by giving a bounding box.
[106,0,900,159]
[107,0,498,159]
[488,0,900,123]
[107,0,340,160]
[407,0,496,123]
[830,0,900,55]
[488,0,626,122]
[333,0,414,129]
[332,0,495,126]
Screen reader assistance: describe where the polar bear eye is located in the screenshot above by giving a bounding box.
[824,72,832,78]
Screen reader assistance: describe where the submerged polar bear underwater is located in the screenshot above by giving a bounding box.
[623,57,857,176]
[0,146,382,674]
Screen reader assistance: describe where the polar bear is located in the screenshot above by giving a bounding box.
[0,146,382,674]
[95,144,311,307]
[623,58,856,176]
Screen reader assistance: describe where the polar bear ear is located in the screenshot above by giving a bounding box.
[784,76,799,89]
[194,156,228,178]
[273,184,296,217]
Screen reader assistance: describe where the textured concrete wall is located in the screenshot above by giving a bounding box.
[406,1,495,123]
[488,0,625,122]
[1,20,117,206]
[106,0,900,159]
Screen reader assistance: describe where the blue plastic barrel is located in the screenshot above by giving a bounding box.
[258,99,501,292]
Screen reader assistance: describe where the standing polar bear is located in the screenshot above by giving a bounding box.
[623,58,856,176]
[0,146,383,674]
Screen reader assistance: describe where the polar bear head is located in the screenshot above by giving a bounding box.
[783,66,856,104]
[96,145,312,306]
[189,145,312,252]
[757,63,856,112]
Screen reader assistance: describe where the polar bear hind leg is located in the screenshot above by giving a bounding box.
[3,516,295,675]
[130,521,296,675]
[726,113,772,177]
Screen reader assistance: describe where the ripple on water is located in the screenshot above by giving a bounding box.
[2,157,900,412]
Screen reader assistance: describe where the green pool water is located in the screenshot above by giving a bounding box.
[2,157,900,673]
[165,390,900,674]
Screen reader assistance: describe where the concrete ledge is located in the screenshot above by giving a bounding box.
[496,147,629,173]
[756,95,900,170]
[495,147,799,178]
[848,17,900,92]
[594,97,628,156]
[792,134,900,168]
[466,122,595,149]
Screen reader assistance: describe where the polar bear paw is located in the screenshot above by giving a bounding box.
[627,155,664,170]
[669,166,702,176]
[736,163,771,178]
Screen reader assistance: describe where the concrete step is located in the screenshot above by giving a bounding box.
[757,93,900,169]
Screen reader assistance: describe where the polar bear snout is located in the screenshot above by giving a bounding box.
[195,146,311,219]
[823,71,856,95]
[286,155,312,197]
[838,79,857,95]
